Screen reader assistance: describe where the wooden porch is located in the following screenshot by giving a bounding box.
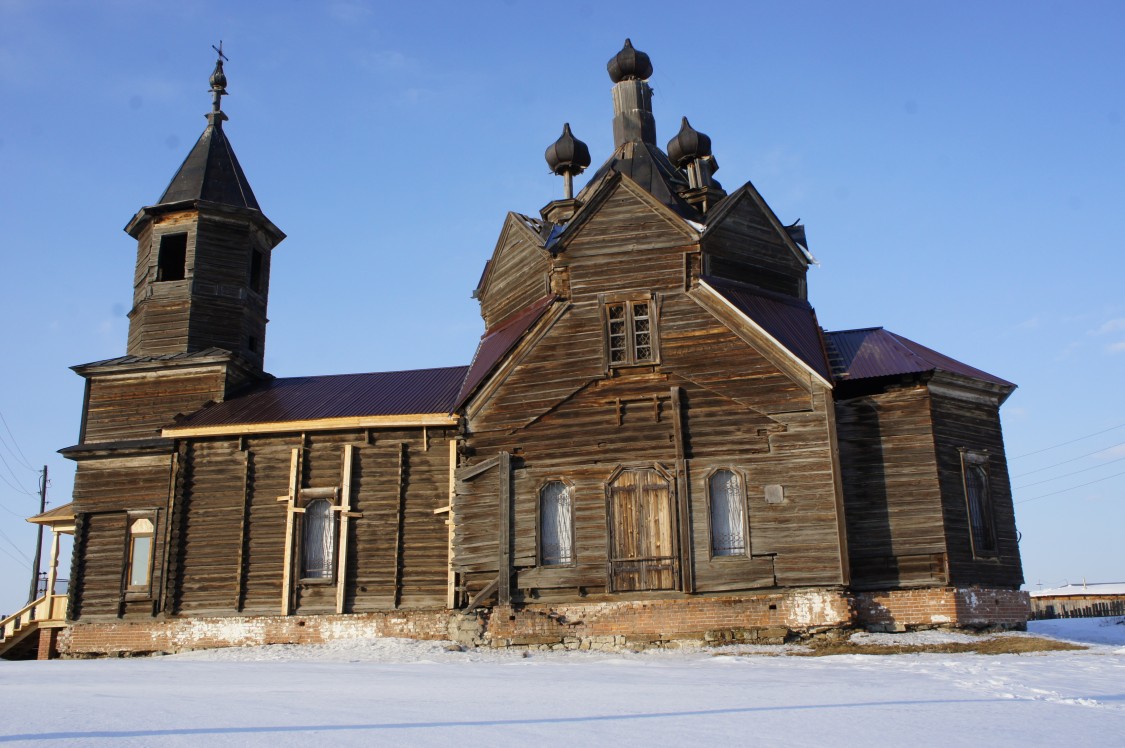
[0,502,74,660]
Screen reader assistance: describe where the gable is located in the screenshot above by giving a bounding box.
[477,212,552,328]
[558,173,699,258]
[702,184,808,297]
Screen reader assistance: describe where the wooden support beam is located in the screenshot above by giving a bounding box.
[455,454,501,482]
[498,451,512,606]
[670,386,694,594]
[392,442,407,609]
[446,438,458,609]
[464,575,499,613]
[335,444,355,615]
[235,450,251,612]
[279,447,300,615]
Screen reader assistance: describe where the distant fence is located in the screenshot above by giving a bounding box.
[1030,599,1125,620]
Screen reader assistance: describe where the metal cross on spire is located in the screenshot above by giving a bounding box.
[209,40,229,117]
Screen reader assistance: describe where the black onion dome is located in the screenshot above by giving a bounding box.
[209,58,227,93]
[667,117,712,168]
[607,38,653,83]
[545,123,592,176]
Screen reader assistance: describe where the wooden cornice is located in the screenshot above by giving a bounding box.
[163,412,459,439]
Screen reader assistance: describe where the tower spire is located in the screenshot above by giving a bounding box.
[208,41,229,126]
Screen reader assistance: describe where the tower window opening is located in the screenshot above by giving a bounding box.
[249,249,264,293]
[156,233,187,282]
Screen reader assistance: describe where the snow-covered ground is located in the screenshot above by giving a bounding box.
[1,618,1122,746]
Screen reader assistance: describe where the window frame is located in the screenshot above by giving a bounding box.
[297,491,341,584]
[959,449,998,560]
[600,292,661,368]
[125,511,157,597]
[537,478,576,568]
[704,467,750,559]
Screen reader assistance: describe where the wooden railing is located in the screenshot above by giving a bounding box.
[0,594,68,646]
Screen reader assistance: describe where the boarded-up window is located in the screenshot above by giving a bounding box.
[540,481,574,565]
[301,499,335,579]
[961,451,997,557]
[605,299,657,366]
[156,233,187,282]
[709,470,747,556]
[127,517,154,589]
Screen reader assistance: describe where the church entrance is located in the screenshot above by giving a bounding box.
[606,467,679,592]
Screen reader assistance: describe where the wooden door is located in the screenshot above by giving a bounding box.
[607,467,678,591]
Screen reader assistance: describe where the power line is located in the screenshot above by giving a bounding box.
[0,411,35,471]
[0,451,39,495]
[0,468,38,498]
[0,526,31,565]
[0,541,29,569]
[1010,422,1125,461]
[1012,440,1125,478]
[1016,468,1125,505]
[1013,454,1125,490]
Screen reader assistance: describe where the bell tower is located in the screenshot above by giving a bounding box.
[124,45,284,373]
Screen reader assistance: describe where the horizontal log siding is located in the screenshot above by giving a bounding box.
[69,455,175,621]
[479,219,551,329]
[701,192,807,298]
[459,190,844,602]
[835,386,949,590]
[929,391,1023,588]
[168,428,455,618]
[83,368,228,444]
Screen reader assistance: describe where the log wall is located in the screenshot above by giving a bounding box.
[457,183,845,604]
[835,386,949,589]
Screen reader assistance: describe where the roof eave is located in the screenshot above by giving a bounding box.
[124,199,285,245]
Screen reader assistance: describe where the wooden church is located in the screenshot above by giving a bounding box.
[5,41,1029,658]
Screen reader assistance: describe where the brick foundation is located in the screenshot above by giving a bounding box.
[53,586,1029,657]
[58,610,454,657]
[854,587,1030,631]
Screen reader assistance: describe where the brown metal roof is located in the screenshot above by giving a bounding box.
[824,327,1014,388]
[456,295,557,408]
[701,276,833,382]
[176,365,469,428]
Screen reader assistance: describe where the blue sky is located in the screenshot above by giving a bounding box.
[1,1,1123,613]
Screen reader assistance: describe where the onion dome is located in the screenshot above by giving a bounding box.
[209,58,227,94]
[545,123,592,176]
[607,38,653,83]
[667,117,712,168]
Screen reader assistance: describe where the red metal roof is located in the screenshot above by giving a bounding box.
[701,276,833,381]
[824,327,1014,388]
[175,365,469,428]
[456,295,557,408]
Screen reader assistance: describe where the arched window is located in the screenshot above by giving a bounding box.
[540,481,574,565]
[128,517,154,588]
[709,469,747,556]
[301,499,336,579]
[962,452,997,557]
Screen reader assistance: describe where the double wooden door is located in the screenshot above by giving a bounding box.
[607,467,679,591]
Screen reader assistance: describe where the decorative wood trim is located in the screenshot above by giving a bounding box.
[163,413,459,438]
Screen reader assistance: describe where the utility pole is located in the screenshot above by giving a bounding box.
[26,465,46,604]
